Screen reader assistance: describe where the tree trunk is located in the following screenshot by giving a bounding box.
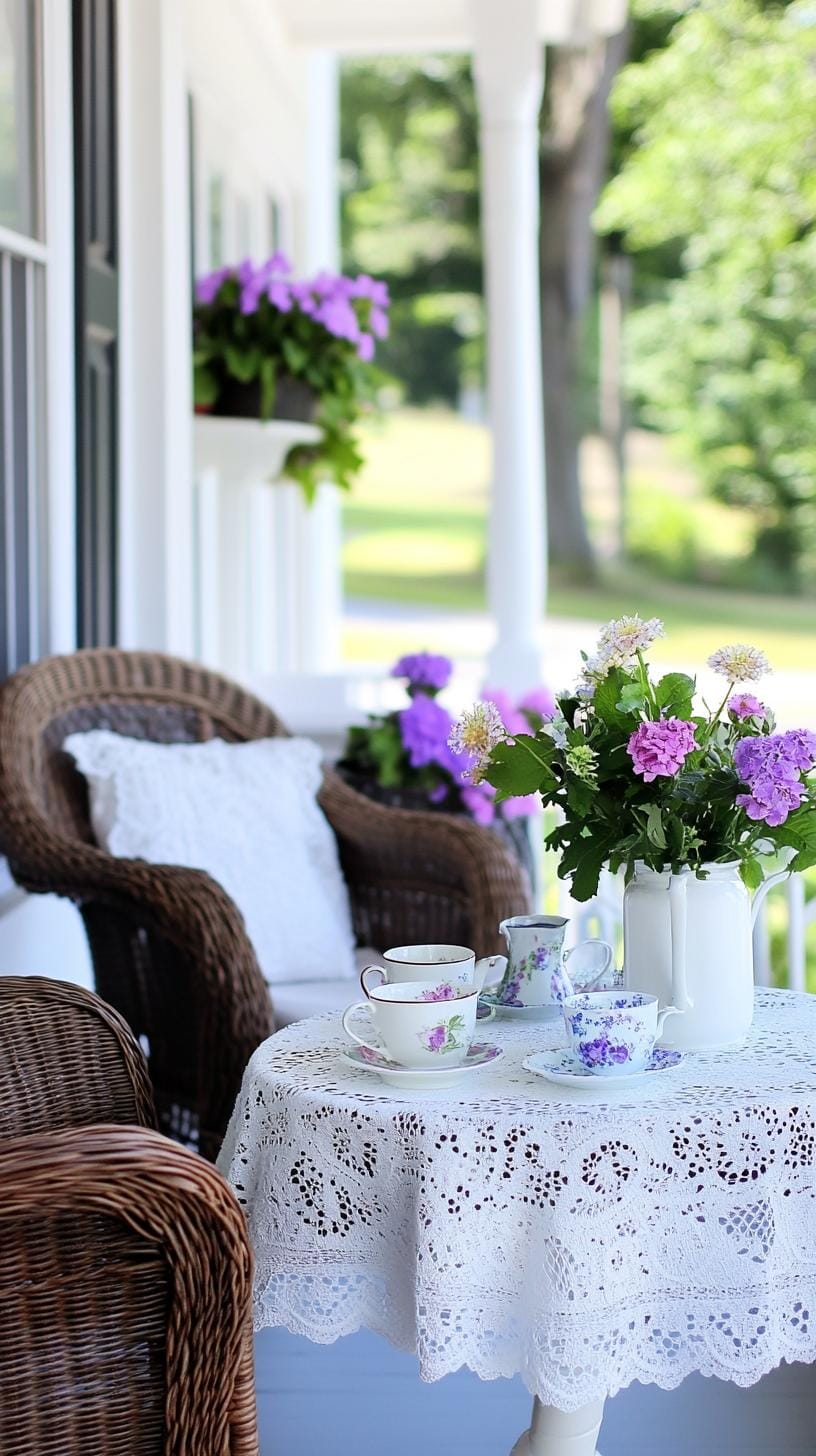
[540,27,630,576]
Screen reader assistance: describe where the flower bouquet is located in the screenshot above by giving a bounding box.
[338,652,555,881]
[451,617,816,901]
[193,252,389,499]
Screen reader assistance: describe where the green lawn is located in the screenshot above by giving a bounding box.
[343,407,816,669]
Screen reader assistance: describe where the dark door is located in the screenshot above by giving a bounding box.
[73,0,118,647]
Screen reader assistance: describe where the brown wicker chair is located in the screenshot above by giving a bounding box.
[0,974,157,1138]
[0,648,531,1159]
[0,976,258,1456]
[0,1127,258,1456]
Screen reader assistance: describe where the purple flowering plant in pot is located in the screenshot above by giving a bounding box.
[193,252,389,500]
[337,651,555,838]
[451,616,816,902]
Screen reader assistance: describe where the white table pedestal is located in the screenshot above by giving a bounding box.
[511,1397,605,1456]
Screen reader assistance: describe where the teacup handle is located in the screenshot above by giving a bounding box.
[564,939,614,991]
[360,964,387,998]
[342,1001,382,1056]
[477,1004,496,1024]
[474,954,507,993]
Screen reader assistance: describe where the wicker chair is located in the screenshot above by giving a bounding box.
[0,649,531,1159]
[0,976,258,1456]
[0,1127,258,1456]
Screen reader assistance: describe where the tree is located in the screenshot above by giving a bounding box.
[340,57,483,404]
[597,0,816,584]
[539,29,631,573]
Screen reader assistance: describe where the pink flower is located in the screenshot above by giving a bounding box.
[627,717,697,783]
[728,693,767,721]
[460,781,497,825]
[500,794,537,820]
[427,1025,446,1052]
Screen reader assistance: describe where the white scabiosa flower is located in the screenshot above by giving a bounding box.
[707,644,771,683]
[448,700,506,783]
[596,614,665,668]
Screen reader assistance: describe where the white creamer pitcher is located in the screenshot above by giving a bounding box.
[623,861,788,1050]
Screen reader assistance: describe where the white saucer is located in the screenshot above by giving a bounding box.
[478,992,560,1022]
[341,1041,504,1089]
[523,1046,683,1091]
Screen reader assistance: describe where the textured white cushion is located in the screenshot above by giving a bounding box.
[63,730,356,986]
[272,948,382,1027]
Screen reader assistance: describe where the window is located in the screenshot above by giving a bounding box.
[0,0,47,680]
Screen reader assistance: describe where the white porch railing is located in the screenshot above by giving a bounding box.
[557,869,816,993]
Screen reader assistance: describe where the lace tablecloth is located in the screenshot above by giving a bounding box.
[218,988,816,1411]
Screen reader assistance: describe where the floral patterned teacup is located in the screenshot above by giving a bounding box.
[495,916,613,1009]
[342,979,481,1069]
[360,943,506,1001]
[562,990,681,1076]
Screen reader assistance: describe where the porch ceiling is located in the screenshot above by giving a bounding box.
[275,0,628,53]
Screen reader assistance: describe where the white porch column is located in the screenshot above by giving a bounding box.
[118,0,195,655]
[289,49,343,675]
[472,0,546,693]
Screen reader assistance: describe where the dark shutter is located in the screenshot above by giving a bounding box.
[73,0,118,647]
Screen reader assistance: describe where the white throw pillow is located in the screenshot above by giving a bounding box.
[63,730,356,985]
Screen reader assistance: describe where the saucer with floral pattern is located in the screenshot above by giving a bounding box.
[341,1041,504,1090]
[523,1046,683,1092]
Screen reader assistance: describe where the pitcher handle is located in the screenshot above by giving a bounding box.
[668,871,694,1014]
[563,939,614,992]
[750,868,791,929]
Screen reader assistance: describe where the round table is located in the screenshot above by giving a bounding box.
[218,988,816,1456]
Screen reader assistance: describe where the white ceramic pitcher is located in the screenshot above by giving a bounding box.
[623,861,789,1051]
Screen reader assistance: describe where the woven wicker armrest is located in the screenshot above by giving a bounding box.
[0,1125,258,1456]
[320,770,532,957]
[5,826,272,1158]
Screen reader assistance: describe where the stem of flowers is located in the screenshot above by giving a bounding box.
[636,650,659,717]
[701,681,735,745]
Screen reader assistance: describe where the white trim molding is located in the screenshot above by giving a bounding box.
[117,0,195,655]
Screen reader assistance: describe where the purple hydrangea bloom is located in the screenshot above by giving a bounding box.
[733,730,816,825]
[399,694,454,769]
[392,652,453,692]
[728,693,767,721]
[627,717,697,783]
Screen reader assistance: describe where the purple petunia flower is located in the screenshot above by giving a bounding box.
[392,652,453,692]
[195,267,230,304]
[460,780,497,825]
[267,279,292,313]
[481,687,527,738]
[518,685,556,721]
[399,694,454,769]
[357,333,375,362]
[627,717,697,783]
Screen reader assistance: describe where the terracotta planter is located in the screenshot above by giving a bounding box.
[212,373,318,424]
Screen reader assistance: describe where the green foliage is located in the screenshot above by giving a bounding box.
[597,0,816,580]
[340,56,482,404]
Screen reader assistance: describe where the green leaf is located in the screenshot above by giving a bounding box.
[368,722,404,789]
[645,803,667,849]
[570,841,609,902]
[617,682,649,713]
[655,673,695,719]
[225,344,261,383]
[739,857,764,892]
[259,357,277,420]
[593,669,639,728]
[483,736,551,802]
[193,364,219,408]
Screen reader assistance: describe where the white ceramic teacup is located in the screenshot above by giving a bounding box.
[562,990,681,1076]
[342,979,481,1069]
[360,943,506,1001]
